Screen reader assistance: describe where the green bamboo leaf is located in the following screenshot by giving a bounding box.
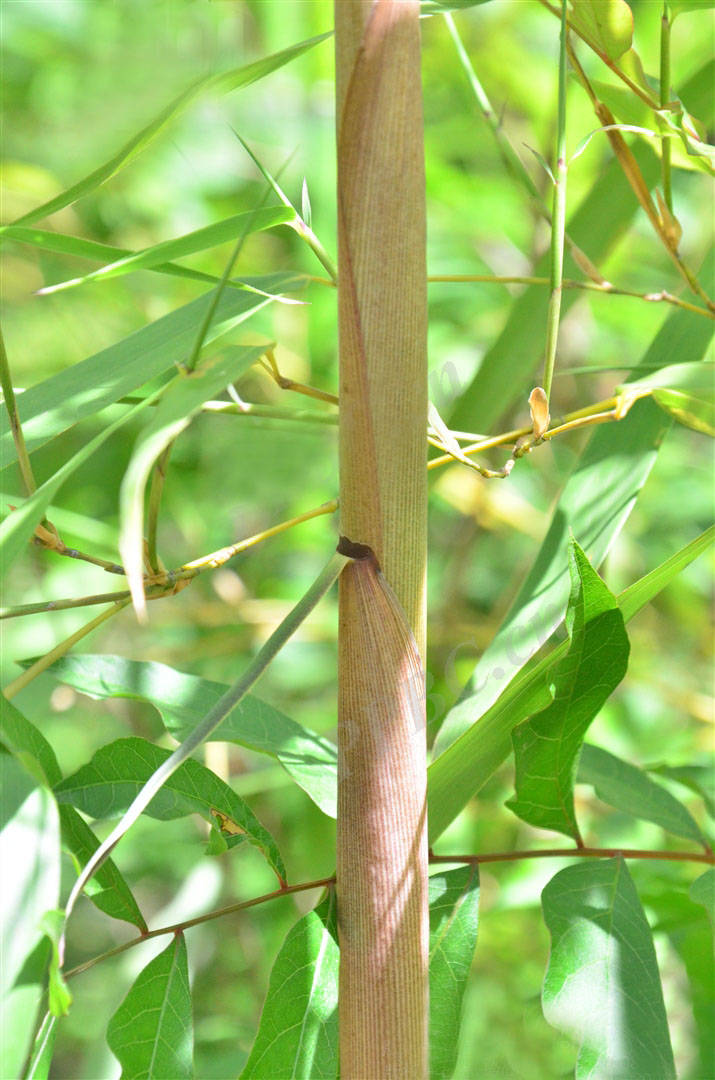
[0,274,304,470]
[35,206,296,295]
[107,934,193,1080]
[427,525,714,842]
[6,33,331,229]
[670,0,715,18]
[568,0,634,61]
[648,762,715,818]
[24,1011,57,1080]
[0,698,146,929]
[506,540,630,841]
[578,743,708,845]
[428,866,480,1080]
[619,361,715,436]
[690,868,715,921]
[448,145,661,436]
[240,891,339,1079]
[0,756,61,1080]
[541,858,676,1079]
[54,736,285,880]
[0,388,161,580]
[39,654,339,817]
[39,910,71,1018]
[437,277,714,758]
[118,344,268,614]
[421,0,495,12]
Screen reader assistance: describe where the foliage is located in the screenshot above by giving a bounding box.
[1,0,712,1077]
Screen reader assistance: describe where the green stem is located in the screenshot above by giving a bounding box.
[0,326,37,497]
[60,548,350,953]
[146,441,173,572]
[543,0,568,403]
[660,2,673,213]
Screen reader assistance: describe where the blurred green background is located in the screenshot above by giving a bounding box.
[2,1,712,1076]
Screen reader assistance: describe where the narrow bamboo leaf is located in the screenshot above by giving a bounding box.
[648,762,715,818]
[118,345,267,613]
[54,736,285,880]
[428,526,714,842]
[689,868,714,921]
[3,224,266,290]
[40,910,71,1017]
[428,866,480,1080]
[541,858,676,1079]
[448,145,661,437]
[37,206,296,294]
[0,756,61,1080]
[618,361,715,436]
[107,933,193,1080]
[0,388,160,580]
[437,277,714,757]
[506,540,630,841]
[240,891,339,1079]
[7,33,331,228]
[578,743,707,845]
[24,1011,57,1080]
[40,654,339,817]
[568,0,633,60]
[0,697,146,929]
[0,274,304,470]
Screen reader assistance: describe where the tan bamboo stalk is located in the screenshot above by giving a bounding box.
[335,2,429,1077]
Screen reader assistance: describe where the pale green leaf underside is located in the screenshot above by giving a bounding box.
[542,858,675,1079]
[54,736,285,880]
[428,866,480,1079]
[578,743,707,846]
[507,540,630,841]
[40,654,339,817]
[107,934,193,1080]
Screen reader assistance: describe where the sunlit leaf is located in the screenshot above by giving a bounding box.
[240,891,339,1079]
[54,736,285,880]
[541,858,675,1079]
[506,540,630,841]
[0,755,61,1080]
[429,866,480,1079]
[568,0,633,60]
[40,653,339,817]
[578,743,708,846]
[618,361,715,436]
[118,345,267,614]
[428,525,714,841]
[107,934,193,1080]
[670,0,715,18]
[6,34,331,228]
[24,1011,57,1080]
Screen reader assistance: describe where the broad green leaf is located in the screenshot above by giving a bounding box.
[40,654,339,817]
[541,858,675,1079]
[448,145,661,437]
[118,345,267,613]
[648,762,715,818]
[568,0,633,60]
[0,697,146,929]
[690,868,715,921]
[427,525,714,842]
[54,736,285,880]
[0,756,61,1080]
[437,268,714,757]
[0,388,160,580]
[670,0,715,17]
[0,273,304,469]
[618,361,715,436]
[24,1011,57,1080]
[506,540,630,841]
[36,206,296,294]
[578,743,707,846]
[240,891,339,1079]
[428,866,480,1080]
[6,33,331,228]
[107,933,193,1080]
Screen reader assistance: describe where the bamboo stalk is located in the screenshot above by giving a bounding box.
[335,2,429,1076]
